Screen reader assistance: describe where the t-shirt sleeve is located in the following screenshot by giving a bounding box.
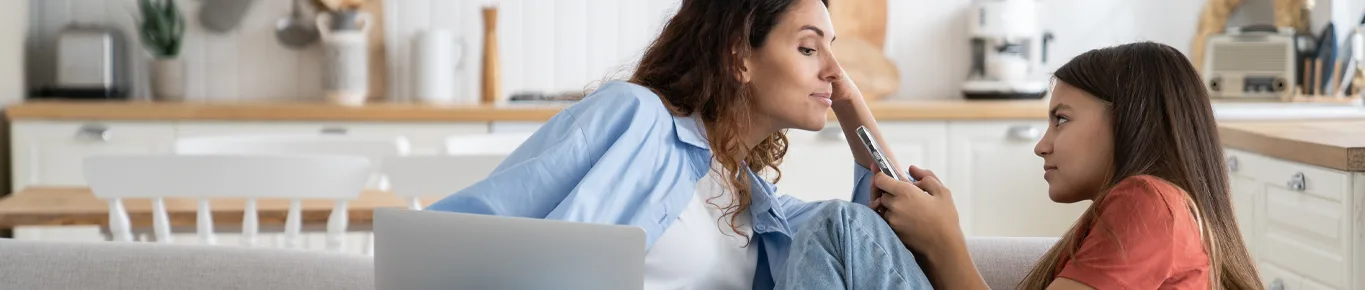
[1057,178,1179,290]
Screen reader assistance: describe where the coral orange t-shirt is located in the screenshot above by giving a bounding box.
[1056,175,1210,289]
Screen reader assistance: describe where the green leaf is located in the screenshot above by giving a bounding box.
[136,0,184,57]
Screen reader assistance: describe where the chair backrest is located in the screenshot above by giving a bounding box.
[176,134,410,189]
[84,154,372,253]
[444,133,532,155]
[377,133,531,210]
[381,155,510,210]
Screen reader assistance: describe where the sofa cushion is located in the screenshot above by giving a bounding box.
[967,236,1058,289]
[0,239,372,290]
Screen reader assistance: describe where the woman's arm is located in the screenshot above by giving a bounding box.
[830,75,903,206]
[831,83,901,175]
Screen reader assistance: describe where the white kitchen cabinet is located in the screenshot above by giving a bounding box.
[176,122,489,155]
[1224,148,1362,289]
[776,122,948,202]
[11,121,177,191]
[947,121,1090,237]
[10,121,178,242]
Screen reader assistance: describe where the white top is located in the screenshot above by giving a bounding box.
[643,165,759,290]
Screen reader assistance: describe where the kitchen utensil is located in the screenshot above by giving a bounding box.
[317,9,372,106]
[411,29,467,104]
[1317,24,1337,94]
[36,23,130,99]
[481,6,501,104]
[199,0,258,33]
[276,0,319,49]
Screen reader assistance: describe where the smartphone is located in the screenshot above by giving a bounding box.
[855,126,914,182]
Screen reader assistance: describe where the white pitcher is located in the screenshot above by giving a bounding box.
[317,10,371,106]
[411,29,467,104]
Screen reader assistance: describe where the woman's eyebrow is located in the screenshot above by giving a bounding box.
[800,25,834,42]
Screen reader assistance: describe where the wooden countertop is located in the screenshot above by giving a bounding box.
[0,187,439,228]
[4,99,1049,122]
[1218,121,1365,172]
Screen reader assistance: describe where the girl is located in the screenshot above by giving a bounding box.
[856,42,1264,289]
[426,0,932,289]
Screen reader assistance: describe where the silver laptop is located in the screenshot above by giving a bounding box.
[374,208,646,290]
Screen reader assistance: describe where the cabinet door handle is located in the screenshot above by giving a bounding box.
[1006,125,1041,141]
[818,126,845,142]
[77,124,111,142]
[1287,172,1306,191]
[320,127,348,135]
[1227,156,1239,172]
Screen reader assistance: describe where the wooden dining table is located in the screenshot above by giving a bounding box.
[0,187,444,230]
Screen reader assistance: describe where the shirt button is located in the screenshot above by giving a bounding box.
[755,225,768,232]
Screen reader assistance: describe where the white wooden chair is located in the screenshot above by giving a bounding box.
[175,134,411,189]
[378,133,533,209]
[173,134,409,255]
[83,154,372,254]
[444,133,533,155]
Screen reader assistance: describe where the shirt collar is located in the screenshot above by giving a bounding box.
[674,113,786,234]
[671,114,710,150]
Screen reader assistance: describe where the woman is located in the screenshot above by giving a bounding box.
[426,0,931,288]
[855,42,1263,289]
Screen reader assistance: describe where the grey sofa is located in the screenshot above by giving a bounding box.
[0,237,1056,289]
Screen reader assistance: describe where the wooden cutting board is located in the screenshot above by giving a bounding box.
[829,0,897,100]
[830,0,888,49]
[360,0,387,102]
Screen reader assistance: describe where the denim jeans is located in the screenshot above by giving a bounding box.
[775,202,934,290]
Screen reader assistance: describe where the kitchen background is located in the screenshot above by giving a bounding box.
[14,0,1365,103]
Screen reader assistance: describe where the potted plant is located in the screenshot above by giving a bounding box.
[137,0,186,101]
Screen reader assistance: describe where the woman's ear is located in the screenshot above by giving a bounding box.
[737,50,753,84]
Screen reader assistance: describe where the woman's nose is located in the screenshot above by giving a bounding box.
[821,52,842,82]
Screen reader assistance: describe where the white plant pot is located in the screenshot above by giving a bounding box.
[150,58,186,101]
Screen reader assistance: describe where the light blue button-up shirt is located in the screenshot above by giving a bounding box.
[426,80,875,289]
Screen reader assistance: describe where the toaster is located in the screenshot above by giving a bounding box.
[36,23,131,99]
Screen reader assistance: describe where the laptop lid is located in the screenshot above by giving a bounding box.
[374,208,646,290]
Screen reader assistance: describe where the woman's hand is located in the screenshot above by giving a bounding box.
[870,166,965,255]
[831,69,862,104]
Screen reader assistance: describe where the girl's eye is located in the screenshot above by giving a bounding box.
[799,47,816,55]
[1055,116,1069,126]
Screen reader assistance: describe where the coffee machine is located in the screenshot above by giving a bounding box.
[963,0,1053,99]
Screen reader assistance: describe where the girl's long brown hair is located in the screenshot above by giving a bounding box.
[1017,42,1263,289]
[629,0,825,241]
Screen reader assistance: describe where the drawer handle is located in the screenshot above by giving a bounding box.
[77,124,111,142]
[1287,172,1306,191]
[320,127,348,135]
[818,126,845,142]
[1227,156,1239,172]
[1006,125,1041,141]
[1268,278,1284,290]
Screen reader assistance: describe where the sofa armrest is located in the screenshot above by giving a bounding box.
[965,236,1058,289]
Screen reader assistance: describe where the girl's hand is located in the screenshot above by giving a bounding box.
[871,166,965,254]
